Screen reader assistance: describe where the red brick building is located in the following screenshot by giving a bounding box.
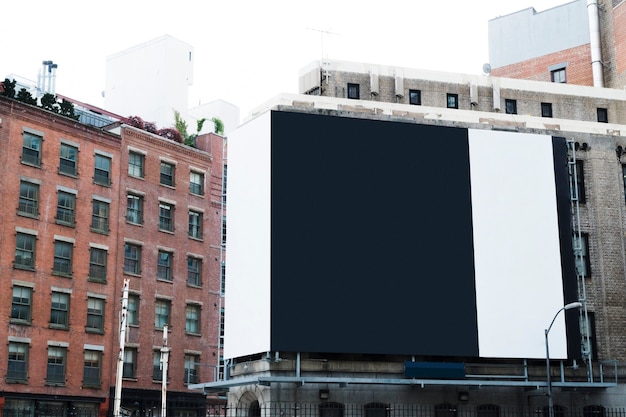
[0,95,224,417]
[488,0,626,90]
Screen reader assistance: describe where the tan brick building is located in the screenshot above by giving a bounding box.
[0,96,225,417]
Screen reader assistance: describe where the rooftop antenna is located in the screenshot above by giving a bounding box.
[307,27,340,81]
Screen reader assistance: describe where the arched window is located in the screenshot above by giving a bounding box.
[434,403,457,417]
[542,405,567,417]
[320,402,344,417]
[248,401,260,417]
[476,404,500,417]
[364,403,389,417]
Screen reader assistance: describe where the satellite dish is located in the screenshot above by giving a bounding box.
[482,63,492,75]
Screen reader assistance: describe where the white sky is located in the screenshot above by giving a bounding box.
[1,0,569,119]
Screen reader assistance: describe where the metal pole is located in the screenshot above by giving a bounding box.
[545,328,554,417]
[161,325,170,417]
[114,279,130,417]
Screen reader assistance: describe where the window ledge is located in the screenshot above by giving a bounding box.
[13,264,35,272]
[90,228,109,236]
[123,272,142,278]
[17,212,39,220]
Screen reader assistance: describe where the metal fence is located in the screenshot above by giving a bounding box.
[205,403,626,417]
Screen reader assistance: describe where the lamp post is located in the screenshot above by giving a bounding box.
[545,301,583,417]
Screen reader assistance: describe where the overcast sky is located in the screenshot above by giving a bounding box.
[2,0,569,120]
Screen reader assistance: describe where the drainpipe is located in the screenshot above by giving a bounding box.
[587,0,604,87]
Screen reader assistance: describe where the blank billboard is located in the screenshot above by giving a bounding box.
[225,110,579,361]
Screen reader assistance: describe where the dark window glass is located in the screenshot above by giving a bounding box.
[446,93,458,109]
[53,241,73,276]
[89,247,108,282]
[551,68,566,83]
[190,171,204,195]
[157,251,173,281]
[573,160,586,203]
[187,257,202,287]
[505,99,517,114]
[22,132,42,166]
[597,108,608,123]
[83,350,101,387]
[123,348,137,379]
[124,244,141,275]
[126,194,143,224]
[159,202,174,232]
[15,233,36,269]
[189,210,203,239]
[128,152,144,178]
[50,292,70,328]
[59,143,78,176]
[94,154,111,186]
[91,200,110,233]
[7,342,28,381]
[86,298,104,332]
[409,89,421,105]
[541,102,553,118]
[347,83,360,99]
[46,347,66,384]
[573,233,591,278]
[18,181,39,217]
[56,191,76,225]
[160,162,175,186]
[12,286,32,323]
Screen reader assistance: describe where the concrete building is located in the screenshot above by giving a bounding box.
[0,92,225,417]
[105,35,239,136]
[488,0,626,90]
[191,59,626,415]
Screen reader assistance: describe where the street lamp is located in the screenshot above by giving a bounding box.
[545,301,583,417]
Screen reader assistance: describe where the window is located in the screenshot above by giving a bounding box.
[126,194,144,224]
[50,292,70,329]
[541,102,553,118]
[505,99,517,114]
[160,162,175,186]
[219,308,225,347]
[83,350,102,387]
[347,83,360,99]
[190,171,204,195]
[22,131,42,166]
[46,346,66,385]
[159,202,175,232]
[188,210,203,239]
[89,247,108,282]
[153,351,163,381]
[622,164,626,204]
[18,181,39,217]
[59,143,78,176]
[12,286,32,323]
[86,297,104,333]
[476,404,500,417]
[573,160,586,204]
[551,68,566,83]
[91,200,109,233]
[128,151,145,178]
[583,405,605,417]
[185,304,200,334]
[581,312,598,361]
[122,348,137,379]
[15,232,36,270]
[221,262,226,295]
[94,154,111,186]
[127,294,139,325]
[409,89,421,105]
[434,404,456,417]
[155,299,171,329]
[319,403,345,417]
[222,215,227,246]
[187,257,202,287]
[7,342,29,382]
[157,251,173,281]
[53,241,73,276]
[446,93,458,109]
[56,191,76,226]
[124,243,142,275]
[541,405,566,417]
[597,107,608,123]
[573,233,591,277]
[184,355,199,384]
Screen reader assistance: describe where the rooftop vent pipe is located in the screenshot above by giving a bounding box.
[587,0,604,87]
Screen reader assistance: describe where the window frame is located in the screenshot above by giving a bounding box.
[185,304,200,334]
[91,199,110,234]
[155,299,171,329]
[187,256,202,287]
[89,247,108,282]
[11,286,33,324]
[94,154,112,186]
[409,89,421,105]
[50,292,70,329]
[574,160,586,204]
[46,346,67,385]
[160,162,175,187]
[122,348,137,379]
[446,93,459,109]
[157,250,173,282]
[597,107,608,123]
[347,83,360,99]
[86,297,105,333]
[22,131,42,167]
[128,151,145,178]
[551,68,566,83]
[159,202,175,232]
[126,194,144,225]
[541,102,553,118]
[83,350,102,388]
[505,99,517,115]
[53,240,73,277]
[7,342,29,382]
[573,232,592,278]
[184,355,199,384]
[18,180,40,217]
[124,243,142,275]
[189,171,204,195]
[59,143,78,176]
[15,232,36,270]
[188,210,203,239]
[56,191,76,226]
[127,294,139,325]
[153,350,164,381]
